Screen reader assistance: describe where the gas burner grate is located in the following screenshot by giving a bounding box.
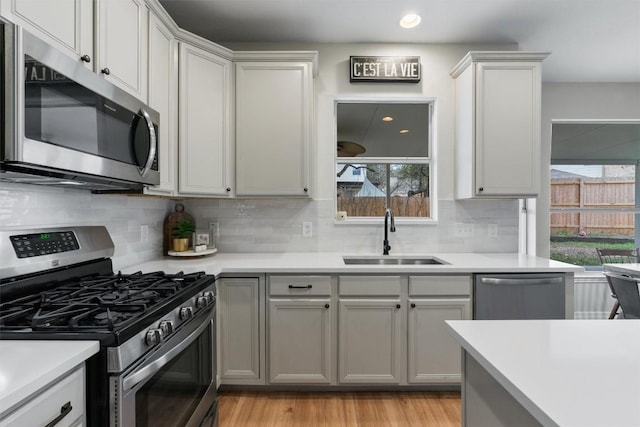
[0,270,209,332]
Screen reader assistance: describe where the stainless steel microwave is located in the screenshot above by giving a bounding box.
[1,22,160,192]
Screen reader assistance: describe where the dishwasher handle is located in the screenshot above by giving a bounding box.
[480,277,564,286]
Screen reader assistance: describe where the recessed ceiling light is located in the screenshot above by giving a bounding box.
[400,13,421,29]
[382,116,394,122]
[400,129,410,134]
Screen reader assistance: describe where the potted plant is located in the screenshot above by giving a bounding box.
[172,219,195,252]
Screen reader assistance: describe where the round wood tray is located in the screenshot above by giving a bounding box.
[167,248,217,257]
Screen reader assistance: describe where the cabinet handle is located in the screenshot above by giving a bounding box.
[478,187,484,192]
[101,67,110,75]
[80,54,91,63]
[44,401,72,427]
[288,285,312,289]
[303,188,308,192]
[396,304,401,309]
[325,304,330,309]
[226,187,231,192]
[410,303,416,308]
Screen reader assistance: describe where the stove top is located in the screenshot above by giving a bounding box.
[0,226,216,346]
[1,270,209,333]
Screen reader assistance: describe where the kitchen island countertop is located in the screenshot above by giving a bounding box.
[120,252,582,276]
[447,319,640,427]
[0,340,99,417]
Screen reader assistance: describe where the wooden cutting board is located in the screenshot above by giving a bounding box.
[163,203,194,256]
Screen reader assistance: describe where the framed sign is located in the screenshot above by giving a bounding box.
[350,56,421,82]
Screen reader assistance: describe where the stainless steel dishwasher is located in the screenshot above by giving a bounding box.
[474,273,566,319]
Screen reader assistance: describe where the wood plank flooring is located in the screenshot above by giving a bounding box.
[218,391,461,426]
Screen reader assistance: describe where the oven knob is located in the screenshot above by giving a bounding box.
[203,291,215,304]
[159,320,174,336]
[145,328,163,346]
[196,296,208,309]
[179,306,194,320]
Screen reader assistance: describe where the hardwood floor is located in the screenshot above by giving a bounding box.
[218,391,461,426]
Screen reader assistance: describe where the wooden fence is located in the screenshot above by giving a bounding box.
[338,196,430,218]
[551,178,635,236]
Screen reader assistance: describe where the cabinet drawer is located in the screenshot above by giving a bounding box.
[339,276,401,296]
[269,276,331,296]
[409,276,471,296]
[0,365,85,427]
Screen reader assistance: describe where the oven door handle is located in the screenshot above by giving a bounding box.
[122,314,211,393]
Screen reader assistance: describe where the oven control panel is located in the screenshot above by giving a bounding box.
[10,231,79,258]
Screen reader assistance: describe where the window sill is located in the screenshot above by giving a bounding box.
[333,217,438,226]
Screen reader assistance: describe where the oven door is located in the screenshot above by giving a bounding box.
[114,306,217,427]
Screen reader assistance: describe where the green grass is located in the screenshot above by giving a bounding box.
[549,240,635,266]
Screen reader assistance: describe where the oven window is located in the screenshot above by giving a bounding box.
[135,322,213,427]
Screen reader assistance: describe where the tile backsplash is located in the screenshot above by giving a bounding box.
[185,198,519,254]
[0,183,171,270]
[2,182,519,268]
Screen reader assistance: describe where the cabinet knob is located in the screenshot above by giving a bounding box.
[478,187,484,192]
[80,54,91,63]
[303,188,309,193]
[411,303,416,309]
[226,187,231,192]
[396,304,401,309]
[325,304,330,309]
[101,67,110,75]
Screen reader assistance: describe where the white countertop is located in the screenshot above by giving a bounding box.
[120,252,582,275]
[603,263,640,277]
[0,340,99,417]
[447,319,640,427]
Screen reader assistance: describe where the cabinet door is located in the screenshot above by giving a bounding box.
[269,299,333,383]
[338,299,402,384]
[407,298,471,383]
[96,0,148,100]
[235,61,311,197]
[0,365,85,427]
[144,13,177,195]
[218,278,264,384]
[474,62,541,196]
[178,43,233,196]
[0,0,93,69]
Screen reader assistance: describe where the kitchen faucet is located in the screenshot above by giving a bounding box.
[383,208,396,255]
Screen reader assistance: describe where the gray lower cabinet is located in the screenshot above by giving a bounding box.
[408,276,472,384]
[268,299,333,383]
[338,275,403,384]
[218,276,265,385]
[267,275,334,384]
[408,298,471,383]
[338,298,403,384]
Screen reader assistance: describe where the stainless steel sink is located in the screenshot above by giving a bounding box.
[343,256,447,265]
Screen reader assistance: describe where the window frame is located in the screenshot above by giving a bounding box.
[334,97,438,225]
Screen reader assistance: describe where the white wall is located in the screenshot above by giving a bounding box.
[538,83,640,257]
[186,42,522,254]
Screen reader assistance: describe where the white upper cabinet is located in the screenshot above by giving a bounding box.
[0,0,94,69]
[178,42,233,196]
[2,0,149,100]
[144,11,177,195]
[451,52,549,199]
[96,0,148,100]
[234,52,317,197]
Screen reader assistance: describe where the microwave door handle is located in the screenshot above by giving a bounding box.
[138,108,157,177]
[122,315,210,393]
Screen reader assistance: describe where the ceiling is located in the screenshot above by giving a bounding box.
[337,103,430,157]
[159,0,640,82]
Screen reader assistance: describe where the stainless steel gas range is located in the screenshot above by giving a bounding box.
[0,226,217,427]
